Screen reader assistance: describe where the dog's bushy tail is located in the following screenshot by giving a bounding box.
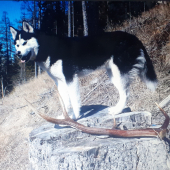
[140,50,158,91]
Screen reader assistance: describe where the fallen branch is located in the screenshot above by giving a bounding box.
[26,86,169,139]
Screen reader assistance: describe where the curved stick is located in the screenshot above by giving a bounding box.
[26,87,169,139]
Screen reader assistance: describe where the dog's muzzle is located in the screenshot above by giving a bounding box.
[17,51,32,63]
[16,51,22,58]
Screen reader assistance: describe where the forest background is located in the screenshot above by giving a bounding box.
[0,1,158,98]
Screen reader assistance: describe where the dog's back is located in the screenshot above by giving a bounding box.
[10,22,157,119]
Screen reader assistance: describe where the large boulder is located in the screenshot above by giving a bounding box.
[29,106,170,170]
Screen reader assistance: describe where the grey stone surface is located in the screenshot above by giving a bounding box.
[29,106,170,170]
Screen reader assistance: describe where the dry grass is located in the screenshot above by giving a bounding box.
[105,3,170,109]
[106,3,170,63]
[0,73,66,169]
[1,3,170,170]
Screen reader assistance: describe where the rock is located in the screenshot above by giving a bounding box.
[29,106,169,170]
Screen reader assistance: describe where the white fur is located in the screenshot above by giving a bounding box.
[145,80,157,91]
[37,58,80,120]
[10,27,17,39]
[10,23,157,119]
[67,74,81,119]
[106,57,127,115]
[23,22,34,33]
[50,60,72,113]
[129,50,146,80]
[132,49,157,91]
[10,23,38,61]
[37,57,50,71]
[135,50,146,68]
[15,37,39,61]
[44,56,50,68]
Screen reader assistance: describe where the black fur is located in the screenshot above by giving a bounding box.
[13,29,157,83]
[13,30,36,45]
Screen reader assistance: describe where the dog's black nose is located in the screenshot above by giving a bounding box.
[17,51,21,55]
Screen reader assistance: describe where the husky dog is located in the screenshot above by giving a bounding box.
[10,22,157,119]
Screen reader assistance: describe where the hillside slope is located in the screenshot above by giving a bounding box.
[1,3,170,170]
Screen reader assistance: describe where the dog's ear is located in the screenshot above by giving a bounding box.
[23,22,34,33]
[10,27,17,40]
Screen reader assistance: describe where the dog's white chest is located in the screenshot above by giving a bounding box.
[37,57,65,82]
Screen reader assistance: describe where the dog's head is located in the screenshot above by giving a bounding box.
[10,22,39,63]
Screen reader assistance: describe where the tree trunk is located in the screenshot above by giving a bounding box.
[0,44,2,71]
[33,1,39,77]
[4,13,9,75]
[107,1,109,25]
[1,77,4,98]
[38,66,41,75]
[35,62,37,78]
[56,21,57,35]
[20,62,25,84]
[38,1,41,75]
[125,2,127,19]
[34,1,36,78]
[129,2,131,27]
[72,1,74,37]
[33,1,36,29]
[82,1,88,36]
[38,1,41,30]
[68,1,71,37]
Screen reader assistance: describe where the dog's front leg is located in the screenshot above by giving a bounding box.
[67,74,81,119]
[37,58,76,119]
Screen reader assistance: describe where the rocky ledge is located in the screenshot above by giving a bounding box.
[29,106,170,170]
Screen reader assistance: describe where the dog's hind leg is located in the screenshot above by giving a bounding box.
[67,74,81,120]
[106,57,129,115]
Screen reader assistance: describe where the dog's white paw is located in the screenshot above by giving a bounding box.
[69,114,77,120]
[57,113,77,120]
[108,106,123,115]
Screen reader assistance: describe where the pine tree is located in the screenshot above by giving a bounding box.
[0,11,14,75]
[0,43,3,76]
[0,11,17,96]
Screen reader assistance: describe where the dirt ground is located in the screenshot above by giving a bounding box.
[0,62,170,169]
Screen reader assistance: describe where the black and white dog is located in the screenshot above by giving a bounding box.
[10,22,157,119]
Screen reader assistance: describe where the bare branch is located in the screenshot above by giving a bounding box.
[26,87,169,139]
[155,102,169,130]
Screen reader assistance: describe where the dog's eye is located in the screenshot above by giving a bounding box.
[17,45,19,47]
[23,42,27,45]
